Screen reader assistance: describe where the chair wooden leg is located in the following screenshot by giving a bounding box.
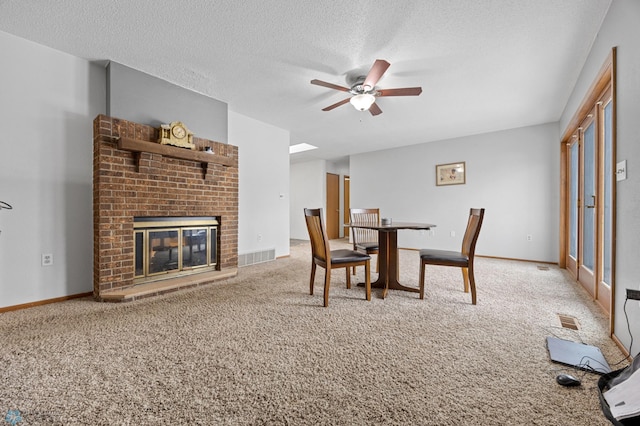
[419,260,425,299]
[309,262,316,295]
[462,268,470,293]
[468,264,477,305]
[352,266,356,275]
[345,268,351,289]
[365,260,371,301]
[323,268,331,307]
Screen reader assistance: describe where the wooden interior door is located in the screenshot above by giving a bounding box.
[326,173,340,239]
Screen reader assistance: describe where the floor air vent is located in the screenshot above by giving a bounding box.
[537,265,550,271]
[557,314,580,330]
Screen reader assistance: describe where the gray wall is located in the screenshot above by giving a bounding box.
[107,62,228,143]
[560,0,640,355]
[350,123,560,262]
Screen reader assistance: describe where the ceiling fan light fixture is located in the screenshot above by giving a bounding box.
[350,93,376,111]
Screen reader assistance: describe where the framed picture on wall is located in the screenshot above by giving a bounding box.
[436,162,466,186]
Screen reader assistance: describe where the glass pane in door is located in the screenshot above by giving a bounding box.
[182,228,208,268]
[210,227,218,265]
[149,230,179,274]
[135,231,145,277]
[582,122,596,271]
[569,141,579,259]
[602,102,613,284]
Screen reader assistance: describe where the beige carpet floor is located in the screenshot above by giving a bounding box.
[0,239,627,425]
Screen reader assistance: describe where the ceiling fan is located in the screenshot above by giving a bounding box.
[310,59,422,116]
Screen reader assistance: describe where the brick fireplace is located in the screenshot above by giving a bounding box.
[93,115,238,301]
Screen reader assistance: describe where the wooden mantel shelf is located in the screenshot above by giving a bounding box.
[116,137,238,169]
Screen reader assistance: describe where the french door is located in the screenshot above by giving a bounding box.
[564,87,613,314]
[578,112,597,296]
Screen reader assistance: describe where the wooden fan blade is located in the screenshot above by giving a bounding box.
[377,87,423,97]
[363,59,391,90]
[311,79,350,92]
[369,102,383,116]
[322,97,351,111]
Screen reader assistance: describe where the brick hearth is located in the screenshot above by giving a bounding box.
[93,115,239,301]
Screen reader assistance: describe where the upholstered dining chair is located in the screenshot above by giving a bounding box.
[304,208,371,307]
[419,208,485,305]
[349,208,380,274]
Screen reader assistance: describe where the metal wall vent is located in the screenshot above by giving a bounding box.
[238,249,276,267]
[537,265,550,271]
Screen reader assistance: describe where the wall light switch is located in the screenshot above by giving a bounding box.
[617,160,627,181]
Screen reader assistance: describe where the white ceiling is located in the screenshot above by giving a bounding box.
[0,0,612,163]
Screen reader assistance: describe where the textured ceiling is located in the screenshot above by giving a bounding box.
[0,0,612,162]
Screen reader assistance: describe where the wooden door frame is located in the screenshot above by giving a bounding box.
[595,87,614,315]
[559,48,616,332]
[343,175,350,238]
[564,134,579,278]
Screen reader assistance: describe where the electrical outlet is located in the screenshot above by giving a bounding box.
[627,288,640,301]
[527,234,532,241]
[257,233,262,242]
[42,253,53,266]
[450,231,455,238]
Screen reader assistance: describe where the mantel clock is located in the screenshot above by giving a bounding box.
[158,121,195,150]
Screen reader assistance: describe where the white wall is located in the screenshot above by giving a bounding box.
[350,123,560,262]
[0,31,105,308]
[560,0,640,355]
[290,160,326,240]
[229,111,290,258]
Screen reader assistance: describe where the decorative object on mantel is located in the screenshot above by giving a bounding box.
[204,146,214,154]
[158,121,195,150]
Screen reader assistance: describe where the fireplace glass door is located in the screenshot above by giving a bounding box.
[149,229,180,274]
[134,217,219,281]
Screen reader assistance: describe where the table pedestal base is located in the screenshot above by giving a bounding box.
[370,230,419,298]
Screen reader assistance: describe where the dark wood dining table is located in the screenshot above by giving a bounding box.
[346,221,436,298]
